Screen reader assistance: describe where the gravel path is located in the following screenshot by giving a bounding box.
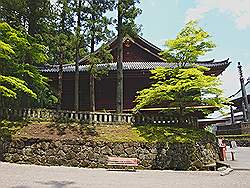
[0,162,250,188]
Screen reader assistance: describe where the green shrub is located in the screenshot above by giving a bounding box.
[0,120,28,141]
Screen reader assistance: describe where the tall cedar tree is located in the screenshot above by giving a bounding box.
[54,0,75,110]
[116,0,141,113]
[74,0,82,112]
[0,0,52,36]
[0,0,61,66]
[54,0,86,111]
[83,0,114,112]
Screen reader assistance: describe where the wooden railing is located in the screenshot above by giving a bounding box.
[0,108,198,127]
[0,108,133,124]
[132,113,198,127]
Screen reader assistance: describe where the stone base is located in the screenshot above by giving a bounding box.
[1,137,219,171]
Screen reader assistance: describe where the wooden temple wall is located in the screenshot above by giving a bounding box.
[48,70,151,111]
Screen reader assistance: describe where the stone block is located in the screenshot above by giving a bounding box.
[125,147,135,155]
[69,159,79,167]
[40,142,49,151]
[58,150,66,158]
[65,150,76,160]
[113,144,124,155]
[12,153,21,162]
[23,147,33,156]
[101,146,112,155]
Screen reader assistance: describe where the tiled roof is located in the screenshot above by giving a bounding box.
[41,62,170,73]
[196,58,230,67]
[41,59,231,73]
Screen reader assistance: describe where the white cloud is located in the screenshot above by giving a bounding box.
[186,0,250,30]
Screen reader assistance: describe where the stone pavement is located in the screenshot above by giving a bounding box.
[224,147,250,171]
[0,162,250,188]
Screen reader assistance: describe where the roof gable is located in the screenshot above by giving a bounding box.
[79,35,164,64]
[110,36,164,62]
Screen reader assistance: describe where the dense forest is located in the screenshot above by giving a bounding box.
[0,0,141,110]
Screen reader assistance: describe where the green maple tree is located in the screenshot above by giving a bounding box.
[134,21,229,124]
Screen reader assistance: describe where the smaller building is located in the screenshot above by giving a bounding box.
[216,78,250,135]
[230,78,250,112]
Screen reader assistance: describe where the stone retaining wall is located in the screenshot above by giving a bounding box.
[1,137,218,171]
[0,140,3,161]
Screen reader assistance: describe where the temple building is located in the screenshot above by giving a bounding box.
[42,35,231,111]
[230,78,250,112]
[215,78,250,135]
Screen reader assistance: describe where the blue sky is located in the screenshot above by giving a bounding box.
[136,0,250,97]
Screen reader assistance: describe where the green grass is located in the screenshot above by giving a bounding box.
[135,125,214,144]
[2,120,215,144]
[94,124,215,143]
[94,124,146,142]
[89,124,214,143]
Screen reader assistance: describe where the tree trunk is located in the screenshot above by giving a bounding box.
[58,47,64,110]
[58,0,66,111]
[27,0,38,36]
[74,0,82,112]
[179,107,184,127]
[89,8,96,112]
[116,0,123,114]
[75,47,79,112]
[178,100,185,127]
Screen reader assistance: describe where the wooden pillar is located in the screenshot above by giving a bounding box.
[238,62,249,122]
[230,106,235,124]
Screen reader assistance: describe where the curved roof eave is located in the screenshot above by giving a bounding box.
[40,59,231,74]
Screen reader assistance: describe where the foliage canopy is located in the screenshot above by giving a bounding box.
[160,20,216,67]
[134,66,228,115]
[0,22,57,108]
[134,21,228,121]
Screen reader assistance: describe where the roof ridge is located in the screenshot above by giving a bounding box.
[129,39,165,61]
[137,35,162,52]
[197,58,230,64]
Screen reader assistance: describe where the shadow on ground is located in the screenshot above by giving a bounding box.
[12,180,78,188]
[36,181,77,188]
